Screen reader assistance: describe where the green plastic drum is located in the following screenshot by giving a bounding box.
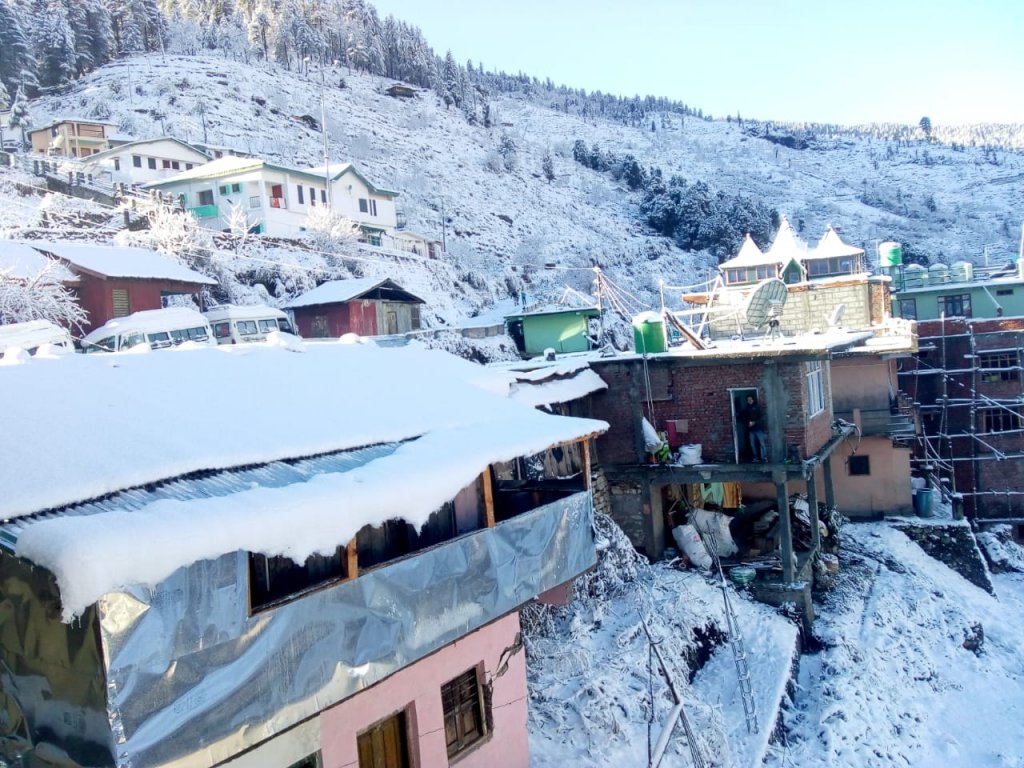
[879,241,903,267]
[632,312,667,354]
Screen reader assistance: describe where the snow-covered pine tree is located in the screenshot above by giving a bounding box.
[0,1,37,96]
[542,152,555,182]
[441,49,459,109]
[37,2,78,86]
[8,84,30,148]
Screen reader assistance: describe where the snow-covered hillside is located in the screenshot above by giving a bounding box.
[4,52,1022,328]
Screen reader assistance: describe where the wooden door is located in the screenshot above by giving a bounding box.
[357,710,409,768]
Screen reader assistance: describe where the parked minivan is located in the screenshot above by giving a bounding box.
[82,308,215,353]
[203,305,295,345]
[0,319,74,358]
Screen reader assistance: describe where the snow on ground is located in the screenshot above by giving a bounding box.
[526,514,798,767]
[766,522,1024,768]
[6,52,1021,332]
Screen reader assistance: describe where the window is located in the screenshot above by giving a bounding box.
[806,360,825,416]
[187,326,209,341]
[359,198,368,213]
[980,351,1019,382]
[848,455,871,476]
[146,331,173,349]
[806,255,863,278]
[259,318,280,333]
[112,288,130,317]
[286,754,320,768]
[121,332,146,350]
[297,185,305,204]
[249,546,349,611]
[320,189,327,203]
[725,265,775,284]
[357,711,409,768]
[86,336,116,353]
[132,155,142,168]
[198,189,215,206]
[996,288,1014,296]
[231,182,241,193]
[185,163,194,170]
[310,186,316,206]
[236,320,258,336]
[172,160,181,170]
[214,322,231,339]
[162,159,172,168]
[147,157,157,169]
[899,298,917,320]
[442,668,487,758]
[938,294,971,318]
[979,407,1023,433]
[113,158,120,171]
[219,185,229,195]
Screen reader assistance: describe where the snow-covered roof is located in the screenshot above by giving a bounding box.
[25,241,217,284]
[766,217,808,261]
[82,307,211,344]
[719,233,776,269]
[83,137,211,163]
[305,162,399,196]
[0,341,605,619]
[0,240,78,282]
[142,155,266,185]
[28,118,117,133]
[203,304,287,322]
[510,365,608,408]
[813,225,865,259]
[285,278,423,308]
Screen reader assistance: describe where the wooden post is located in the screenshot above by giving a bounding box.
[822,455,836,509]
[482,467,496,528]
[806,469,820,555]
[775,475,794,581]
[583,440,592,489]
[346,539,359,580]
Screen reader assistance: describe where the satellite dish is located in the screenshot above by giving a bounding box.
[744,279,789,337]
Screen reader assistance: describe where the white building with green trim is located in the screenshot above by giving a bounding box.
[144,156,398,241]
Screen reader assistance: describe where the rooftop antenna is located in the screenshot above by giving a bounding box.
[742,278,788,341]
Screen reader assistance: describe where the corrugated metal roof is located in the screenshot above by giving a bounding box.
[0,442,401,551]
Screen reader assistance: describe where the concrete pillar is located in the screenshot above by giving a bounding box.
[823,455,836,509]
[775,474,793,581]
[806,469,820,554]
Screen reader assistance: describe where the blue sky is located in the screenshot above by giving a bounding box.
[370,0,1024,126]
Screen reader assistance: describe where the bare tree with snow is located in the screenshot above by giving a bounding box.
[0,261,87,330]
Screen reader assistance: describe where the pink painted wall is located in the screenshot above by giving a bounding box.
[320,612,528,768]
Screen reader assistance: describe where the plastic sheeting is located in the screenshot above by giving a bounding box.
[92,492,594,768]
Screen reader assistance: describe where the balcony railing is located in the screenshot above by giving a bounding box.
[269,196,287,209]
[188,204,219,219]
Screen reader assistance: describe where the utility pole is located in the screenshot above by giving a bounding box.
[321,64,332,207]
[440,197,447,251]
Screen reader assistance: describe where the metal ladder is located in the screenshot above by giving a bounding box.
[699,527,759,735]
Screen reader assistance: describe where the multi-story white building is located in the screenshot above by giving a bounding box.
[82,137,212,186]
[145,156,399,241]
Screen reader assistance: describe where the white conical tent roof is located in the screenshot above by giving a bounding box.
[814,225,865,258]
[719,233,778,268]
[767,217,808,260]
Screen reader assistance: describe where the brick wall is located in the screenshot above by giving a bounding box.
[589,356,831,464]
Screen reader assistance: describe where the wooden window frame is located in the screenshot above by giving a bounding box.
[441,667,487,759]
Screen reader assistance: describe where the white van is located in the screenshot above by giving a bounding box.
[0,319,74,358]
[82,308,215,353]
[203,305,295,345]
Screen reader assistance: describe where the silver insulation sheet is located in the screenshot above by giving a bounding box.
[97,493,594,768]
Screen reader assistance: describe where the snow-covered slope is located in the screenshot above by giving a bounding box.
[6,52,1022,327]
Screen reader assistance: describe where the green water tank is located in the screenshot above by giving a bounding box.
[879,241,903,267]
[633,312,667,354]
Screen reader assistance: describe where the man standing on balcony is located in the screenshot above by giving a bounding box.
[741,394,768,463]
